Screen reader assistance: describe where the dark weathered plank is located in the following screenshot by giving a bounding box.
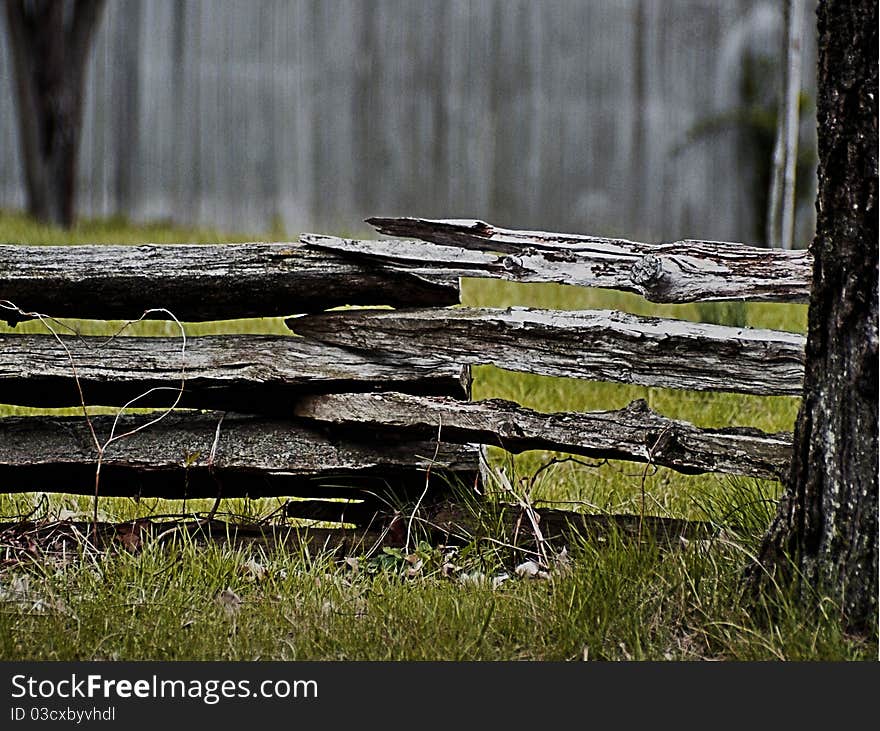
[288,307,806,396]
[424,502,713,546]
[0,412,478,499]
[284,500,712,545]
[0,508,711,554]
[0,242,458,325]
[0,333,466,409]
[293,393,792,480]
[366,217,812,303]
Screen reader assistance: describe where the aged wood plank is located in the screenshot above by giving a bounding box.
[288,307,806,396]
[284,500,712,545]
[293,392,792,480]
[0,242,458,325]
[0,509,711,553]
[365,217,812,303]
[0,412,478,499]
[302,233,499,272]
[0,333,466,409]
[422,502,713,546]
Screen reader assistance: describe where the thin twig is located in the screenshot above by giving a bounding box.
[205,413,227,522]
[486,456,550,569]
[0,302,187,546]
[406,417,443,555]
[639,425,672,543]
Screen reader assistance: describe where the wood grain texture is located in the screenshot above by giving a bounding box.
[289,307,806,396]
[366,217,812,303]
[0,242,458,325]
[0,411,478,499]
[293,392,792,480]
[0,333,466,409]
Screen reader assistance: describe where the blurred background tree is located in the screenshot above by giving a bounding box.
[4,0,106,228]
[0,1,817,245]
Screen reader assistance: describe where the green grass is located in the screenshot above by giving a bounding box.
[1,210,870,661]
[0,486,870,661]
[464,279,804,519]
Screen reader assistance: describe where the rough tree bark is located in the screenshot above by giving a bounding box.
[4,0,106,227]
[751,0,878,635]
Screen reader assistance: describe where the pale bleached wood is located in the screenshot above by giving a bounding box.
[0,411,478,499]
[365,217,812,303]
[0,333,466,409]
[292,392,792,480]
[289,307,805,396]
[0,242,458,325]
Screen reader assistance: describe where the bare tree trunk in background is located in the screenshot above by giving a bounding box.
[4,0,106,228]
[779,0,804,251]
[751,0,878,635]
[767,0,805,250]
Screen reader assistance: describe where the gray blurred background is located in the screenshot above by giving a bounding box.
[0,0,818,243]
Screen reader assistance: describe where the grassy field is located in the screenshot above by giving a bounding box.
[0,210,872,660]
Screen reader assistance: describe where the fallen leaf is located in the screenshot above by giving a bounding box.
[343,557,359,574]
[216,588,242,616]
[241,558,266,581]
[515,560,550,579]
[553,546,572,572]
[459,571,486,586]
[115,521,150,553]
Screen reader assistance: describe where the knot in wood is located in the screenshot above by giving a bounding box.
[502,255,528,275]
[630,254,664,286]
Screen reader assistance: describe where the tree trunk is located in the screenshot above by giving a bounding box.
[752,0,878,635]
[4,0,105,228]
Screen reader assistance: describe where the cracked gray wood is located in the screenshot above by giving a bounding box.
[365,217,812,303]
[0,412,478,499]
[289,307,806,396]
[0,333,466,409]
[0,242,458,325]
[293,392,792,480]
[302,233,501,278]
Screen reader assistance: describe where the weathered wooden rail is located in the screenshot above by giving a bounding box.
[292,393,792,480]
[0,243,457,324]
[290,307,805,396]
[365,217,812,303]
[0,412,478,500]
[0,333,465,409]
[0,217,804,542]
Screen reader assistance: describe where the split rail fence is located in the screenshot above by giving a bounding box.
[0,218,810,544]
